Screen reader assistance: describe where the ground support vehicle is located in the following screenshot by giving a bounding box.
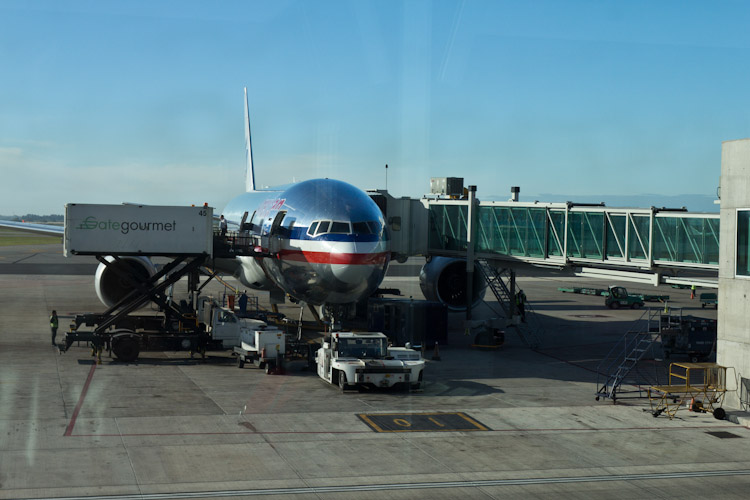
[315,332,425,391]
[653,312,717,362]
[60,255,264,362]
[63,300,258,363]
[558,286,668,306]
[59,203,271,362]
[604,286,645,309]
[700,292,718,309]
[234,327,286,373]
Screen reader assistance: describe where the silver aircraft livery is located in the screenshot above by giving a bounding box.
[216,89,390,308]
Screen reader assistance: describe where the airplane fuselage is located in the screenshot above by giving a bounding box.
[220,178,390,306]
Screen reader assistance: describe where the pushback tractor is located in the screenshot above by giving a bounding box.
[315,332,425,391]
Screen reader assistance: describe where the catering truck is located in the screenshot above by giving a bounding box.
[315,332,425,391]
[63,299,259,362]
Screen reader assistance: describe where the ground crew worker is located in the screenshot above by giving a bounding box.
[691,284,696,299]
[50,310,59,346]
[219,215,228,237]
[238,290,248,315]
[515,290,527,322]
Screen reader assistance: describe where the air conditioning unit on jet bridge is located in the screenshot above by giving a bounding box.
[430,177,464,197]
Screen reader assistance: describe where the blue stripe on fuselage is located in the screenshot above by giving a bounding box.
[287,226,384,243]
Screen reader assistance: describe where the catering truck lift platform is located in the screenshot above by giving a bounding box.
[58,203,266,362]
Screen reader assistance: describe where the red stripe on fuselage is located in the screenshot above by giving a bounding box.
[278,250,390,266]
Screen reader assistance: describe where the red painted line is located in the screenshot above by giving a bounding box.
[66,424,746,438]
[70,430,374,437]
[64,363,97,437]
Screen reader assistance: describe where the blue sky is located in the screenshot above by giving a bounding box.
[1,0,749,215]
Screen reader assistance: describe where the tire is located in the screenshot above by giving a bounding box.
[411,371,424,391]
[236,355,245,368]
[112,335,140,362]
[265,362,274,375]
[714,407,726,420]
[338,371,347,391]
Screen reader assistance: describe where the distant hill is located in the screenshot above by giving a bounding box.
[481,193,720,213]
[0,214,64,223]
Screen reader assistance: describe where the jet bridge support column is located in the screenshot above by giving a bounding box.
[466,185,477,324]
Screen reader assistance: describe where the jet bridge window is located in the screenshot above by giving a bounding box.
[738,209,750,276]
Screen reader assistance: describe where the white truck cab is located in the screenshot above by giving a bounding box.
[315,332,425,391]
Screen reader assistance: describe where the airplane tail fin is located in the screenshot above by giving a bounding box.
[244,87,256,192]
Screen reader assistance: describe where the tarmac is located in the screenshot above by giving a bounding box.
[2,242,750,499]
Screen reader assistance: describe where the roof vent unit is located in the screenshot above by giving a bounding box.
[430,177,464,197]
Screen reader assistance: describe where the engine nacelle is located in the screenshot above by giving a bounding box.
[94,256,157,308]
[234,256,274,290]
[419,256,487,310]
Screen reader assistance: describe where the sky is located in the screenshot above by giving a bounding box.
[2,0,749,215]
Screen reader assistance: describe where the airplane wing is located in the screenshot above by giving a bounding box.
[0,220,64,236]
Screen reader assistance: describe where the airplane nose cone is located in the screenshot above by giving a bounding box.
[331,261,377,285]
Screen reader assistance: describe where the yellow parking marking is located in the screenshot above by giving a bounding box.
[357,412,490,433]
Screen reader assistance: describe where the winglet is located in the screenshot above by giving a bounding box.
[244,87,256,192]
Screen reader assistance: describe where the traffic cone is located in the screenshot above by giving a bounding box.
[431,341,441,361]
[688,397,695,411]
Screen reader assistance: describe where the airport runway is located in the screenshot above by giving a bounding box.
[2,244,750,499]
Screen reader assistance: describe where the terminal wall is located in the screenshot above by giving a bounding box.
[717,139,750,410]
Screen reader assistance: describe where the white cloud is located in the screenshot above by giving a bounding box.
[0,147,23,157]
[1,154,240,215]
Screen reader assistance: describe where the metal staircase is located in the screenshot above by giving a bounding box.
[595,309,663,402]
[476,259,543,349]
[476,259,513,316]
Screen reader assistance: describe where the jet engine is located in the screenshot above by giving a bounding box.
[235,257,274,290]
[94,256,157,308]
[419,256,487,310]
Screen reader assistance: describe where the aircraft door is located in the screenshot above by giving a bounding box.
[268,211,287,254]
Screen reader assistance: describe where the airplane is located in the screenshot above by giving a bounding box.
[0,88,480,320]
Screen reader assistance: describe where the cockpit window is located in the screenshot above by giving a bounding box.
[330,221,350,234]
[352,221,383,235]
[368,221,383,235]
[308,220,383,237]
[352,222,370,234]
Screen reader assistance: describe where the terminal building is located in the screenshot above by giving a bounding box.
[718,139,750,410]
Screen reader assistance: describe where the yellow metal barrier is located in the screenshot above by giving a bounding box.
[648,362,728,420]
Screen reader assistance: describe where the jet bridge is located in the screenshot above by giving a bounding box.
[424,198,720,286]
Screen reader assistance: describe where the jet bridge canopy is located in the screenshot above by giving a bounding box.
[427,199,720,272]
[64,203,214,257]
